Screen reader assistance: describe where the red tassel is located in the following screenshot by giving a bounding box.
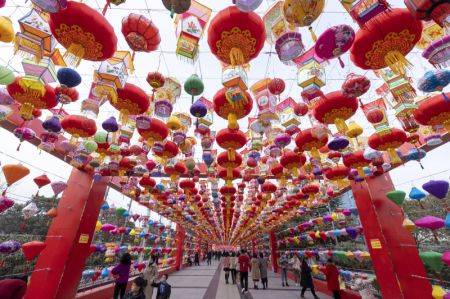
[102,0,110,15]
[338,56,345,68]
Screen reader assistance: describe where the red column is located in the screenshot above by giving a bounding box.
[351,173,433,299]
[25,169,108,299]
[269,231,278,273]
[174,224,185,271]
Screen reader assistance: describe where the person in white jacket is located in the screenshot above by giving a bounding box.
[143,255,159,299]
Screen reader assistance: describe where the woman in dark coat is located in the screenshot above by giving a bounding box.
[300,258,319,299]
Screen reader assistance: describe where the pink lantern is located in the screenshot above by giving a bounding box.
[13,127,36,151]
[415,215,445,242]
[314,24,355,68]
[341,73,371,98]
[0,195,14,213]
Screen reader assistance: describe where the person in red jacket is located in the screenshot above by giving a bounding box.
[0,277,27,299]
[238,249,251,293]
[324,259,341,299]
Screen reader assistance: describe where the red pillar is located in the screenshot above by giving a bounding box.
[25,169,108,299]
[174,224,185,271]
[269,231,278,273]
[351,173,433,299]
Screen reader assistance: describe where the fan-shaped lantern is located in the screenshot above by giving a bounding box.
[350,9,423,75]
[208,6,266,66]
[121,14,160,59]
[49,1,117,66]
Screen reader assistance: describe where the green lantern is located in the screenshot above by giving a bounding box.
[94,131,108,144]
[115,207,126,218]
[0,66,15,85]
[336,251,348,263]
[84,140,98,153]
[420,251,444,273]
[386,190,406,206]
[184,74,204,103]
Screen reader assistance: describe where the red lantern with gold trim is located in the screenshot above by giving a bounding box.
[155,141,179,161]
[324,165,350,188]
[343,150,370,178]
[350,9,422,75]
[137,118,169,145]
[217,151,243,180]
[49,1,117,66]
[213,87,253,130]
[295,128,328,161]
[7,77,56,120]
[113,83,150,123]
[216,128,247,161]
[414,92,450,132]
[121,14,160,59]
[280,151,306,177]
[207,6,266,66]
[301,183,320,200]
[146,71,165,101]
[368,128,407,164]
[218,167,240,187]
[313,91,359,133]
[139,175,156,191]
[61,115,97,142]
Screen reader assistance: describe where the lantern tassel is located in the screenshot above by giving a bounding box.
[442,92,449,103]
[357,167,365,178]
[228,113,238,130]
[230,47,245,66]
[292,167,298,177]
[309,27,317,42]
[334,118,348,133]
[227,148,236,161]
[227,168,232,179]
[63,43,85,67]
[384,50,412,76]
[338,56,345,68]
[310,147,320,161]
[387,148,402,164]
[102,0,111,15]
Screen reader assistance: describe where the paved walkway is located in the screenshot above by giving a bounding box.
[149,260,331,299]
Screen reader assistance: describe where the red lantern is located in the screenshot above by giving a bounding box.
[313,91,359,133]
[294,102,308,116]
[341,73,370,98]
[268,78,285,96]
[295,128,328,160]
[217,151,243,179]
[350,9,422,75]
[55,86,79,104]
[213,87,253,130]
[218,168,240,187]
[368,128,407,164]
[22,241,46,261]
[121,14,161,59]
[207,6,266,66]
[343,151,371,178]
[7,77,57,120]
[146,71,165,101]
[155,141,179,161]
[137,118,169,145]
[301,183,320,199]
[414,92,450,132]
[61,115,97,139]
[113,83,150,123]
[49,1,117,66]
[366,108,385,124]
[139,176,156,190]
[324,165,350,188]
[405,0,449,27]
[280,151,306,177]
[216,128,247,161]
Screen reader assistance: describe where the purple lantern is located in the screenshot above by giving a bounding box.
[42,117,62,133]
[0,240,21,254]
[315,24,355,68]
[102,116,119,133]
[422,180,449,199]
[190,99,207,118]
[275,32,305,63]
[328,137,350,151]
[345,226,358,239]
[422,34,450,69]
[233,0,263,12]
[30,0,67,13]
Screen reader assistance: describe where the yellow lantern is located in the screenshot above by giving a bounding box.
[282,0,325,41]
[95,220,102,232]
[0,16,14,43]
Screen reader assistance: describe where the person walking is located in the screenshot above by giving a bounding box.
[194,252,200,266]
[207,251,212,265]
[230,252,237,284]
[258,252,268,289]
[223,252,231,284]
[250,253,261,289]
[279,253,289,287]
[112,253,132,299]
[300,258,319,299]
[292,254,301,286]
[124,277,147,299]
[238,249,251,293]
[325,259,341,299]
[151,274,172,299]
[144,255,159,299]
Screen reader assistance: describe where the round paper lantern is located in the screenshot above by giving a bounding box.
[0,16,14,43]
[208,6,266,66]
[295,128,328,160]
[282,0,325,40]
[275,32,304,63]
[61,115,97,141]
[57,68,81,88]
[417,70,450,102]
[190,99,207,118]
[49,1,117,66]
[414,92,450,132]
[313,91,358,133]
[216,128,247,161]
[0,66,15,85]
[233,0,263,12]
[368,128,407,164]
[7,77,57,120]
[294,102,308,116]
[213,87,253,130]
[268,78,285,96]
[121,14,160,58]
[217,151,243,179]
[365,108,384,124]
[137,118,169,145]
[341,73,371,98]
[31,0,67,13]
[350,9,422,75]
[280,151,306,176]
[184,74,204,103]
[162,0,191,18]
[0,240,21,254]
[315,24,355,67]
[112,83,150,122]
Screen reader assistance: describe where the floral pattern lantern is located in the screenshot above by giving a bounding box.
[282,0,325,41]
[112,83,150,123]
[49,1,117,66]
[313,91,359,133]
[121,14,160,60]
[350,9,423,75]
[417,69,450,102]
[208,6,266,66]
[7,77,57,120]
[368,128,407,164]
[213,87,253,130]
[275,31,304,63]
[314,24,355,68]
[341,73,371,98]
[414,92,450,131]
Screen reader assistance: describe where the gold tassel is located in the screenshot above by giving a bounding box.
[63,43,85,67]
[310,148,320,161]
[228,113,238,130]
[387,148,402,164]
[227,148,236,161]
[309,27,317,42]
[227,180,232,188]
[227,168,232,179]
[19,103,34,120]
[18,78,45,96]
[443,120,450,132]
[357,167,365,178]
[292,167,298,177]
[230,47,244,66]
[171,174,177,182]
[384,50,412,76]
[120,109,129,124]
[334,118,348,133]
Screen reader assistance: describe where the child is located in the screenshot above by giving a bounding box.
[124,277,147,299]
[152,274,172,299]
[353,274,376,299]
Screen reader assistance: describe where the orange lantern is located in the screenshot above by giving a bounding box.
[313,91,359,133]
[368,128,407,164]
[112,83,150,123]
[213,87,253,130]
[2,164,30,188]
[207,6,266,66]
[49,1,117,66]
[7,77,56,120]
